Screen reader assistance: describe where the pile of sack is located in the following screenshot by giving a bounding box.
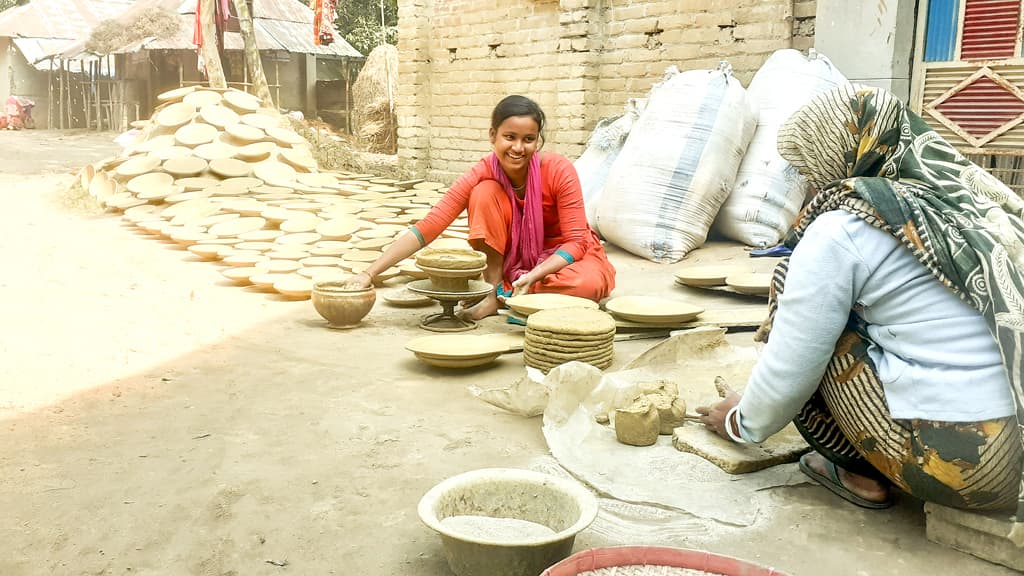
[576,49,849,263]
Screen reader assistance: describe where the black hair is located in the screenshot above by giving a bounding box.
[490,95,546,144]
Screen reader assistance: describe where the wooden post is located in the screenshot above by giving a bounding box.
[47,64,53,130]
[343,58,351,134]
[82,67,89,130]
[94,61,101,131]
[57,60,64,129]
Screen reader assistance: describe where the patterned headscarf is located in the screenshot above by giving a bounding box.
[777,84,1024,539]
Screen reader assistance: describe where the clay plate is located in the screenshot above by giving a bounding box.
[604,296,704,324]
[406,334,506,367]
[725,273,772,296]
[381,287,433,307]
[674,265,752,287]
[505,293,600,316]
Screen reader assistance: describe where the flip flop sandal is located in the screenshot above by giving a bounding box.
[799,453,894,510]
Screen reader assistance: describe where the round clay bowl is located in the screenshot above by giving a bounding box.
[418,468,598,576]
[311,281,375,329]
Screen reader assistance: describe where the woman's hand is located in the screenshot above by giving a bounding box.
[348,271,373,289]
[695,384,742,442]
[511,272,536,297]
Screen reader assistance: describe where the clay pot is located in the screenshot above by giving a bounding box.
[311,281,376,329]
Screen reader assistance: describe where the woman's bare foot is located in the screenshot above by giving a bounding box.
[802,452,890,505]
[461,293,500,320]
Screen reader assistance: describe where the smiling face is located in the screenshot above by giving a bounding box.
[489,115,540,183]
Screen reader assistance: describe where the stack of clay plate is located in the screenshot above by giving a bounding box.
[72,84,460,302]
[604,295,704,327]
[523,307,616,373]
[405,334,507,368]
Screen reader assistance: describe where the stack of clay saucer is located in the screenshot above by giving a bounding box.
[73,84,462,303]
[524,307,616,373]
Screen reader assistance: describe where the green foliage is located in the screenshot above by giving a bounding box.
[0,0,23,12]
[334,0,397,57]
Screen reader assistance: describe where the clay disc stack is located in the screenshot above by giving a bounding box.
[524,307,616,373]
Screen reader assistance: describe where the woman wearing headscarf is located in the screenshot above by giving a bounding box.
[349,94,615,319]
[697,84,1024,544]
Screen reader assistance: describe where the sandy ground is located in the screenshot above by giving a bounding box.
[0,129,1016,575]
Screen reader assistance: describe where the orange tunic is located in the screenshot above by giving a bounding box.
[413,152,616,301]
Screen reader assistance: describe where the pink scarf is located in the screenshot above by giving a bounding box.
[488,152,544,283]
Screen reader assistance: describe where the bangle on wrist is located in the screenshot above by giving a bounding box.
[725,405,747,444]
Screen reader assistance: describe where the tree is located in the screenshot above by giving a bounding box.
[233,0,273,107]
[198,0,227,88]
[0,0,26,12]
[334,0,397,56]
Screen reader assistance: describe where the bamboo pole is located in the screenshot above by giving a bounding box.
[47,64,53,130]
[94,61,101,131]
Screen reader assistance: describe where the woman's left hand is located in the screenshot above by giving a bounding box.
[511,273,536,297]
[695,386,742,441]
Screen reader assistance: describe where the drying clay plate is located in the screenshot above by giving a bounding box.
[157,86,197,103]
[674,265,752,287]
[240,113,281,130]
[199,104,240,129]
[236,141,276,161]
[725,273,773,296]
[183,89,223,109]
[175,122,219,147]
[126,172,174,195]
[406,334,506,362]
[223,90,261,113]
[194,142,238,161]
[505,293,600,316]
[156,102,196,127]
[316,219,360,240]
[221,266,258,285]
[279,148,317,171]
[209,158,252,179]
[605,296,705,324]
[273,275,313,298]
[163,157,207,177]
[253,162,297,187]
[382,287,434,307]
[226,123,266,143]
[266,126,305,146]
[115,155,161,178]
[208,216,267,237]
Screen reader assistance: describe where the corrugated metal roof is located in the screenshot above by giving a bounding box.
[12,37,83,71]
[0,0,132,39]
[3,0,361,60]
[256,19,360,58]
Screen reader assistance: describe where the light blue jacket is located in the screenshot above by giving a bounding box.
[737,211,1014,444]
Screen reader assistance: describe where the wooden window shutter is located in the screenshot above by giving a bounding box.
[960,0,1021,60]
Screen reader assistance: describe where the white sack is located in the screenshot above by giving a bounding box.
[714,49,850,247]
[574,100,642,237]
[596,63,757,263]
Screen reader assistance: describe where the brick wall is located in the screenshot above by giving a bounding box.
[397,0,816,181]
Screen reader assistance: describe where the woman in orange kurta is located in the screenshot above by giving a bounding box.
[350,95,615,319]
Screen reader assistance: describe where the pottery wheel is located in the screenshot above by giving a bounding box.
[406,279,493,332]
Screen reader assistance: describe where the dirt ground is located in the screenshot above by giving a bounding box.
[0,129,1016,576]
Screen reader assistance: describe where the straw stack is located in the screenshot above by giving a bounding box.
[524,308,616,373]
